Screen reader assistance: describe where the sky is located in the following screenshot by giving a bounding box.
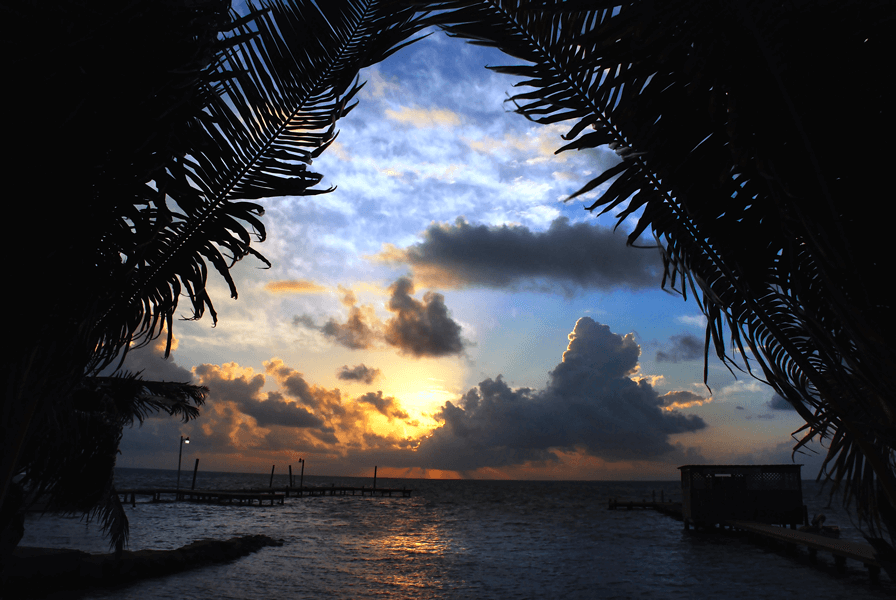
[115,26,826,481]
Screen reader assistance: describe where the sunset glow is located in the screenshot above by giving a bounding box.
[115,27,820,481]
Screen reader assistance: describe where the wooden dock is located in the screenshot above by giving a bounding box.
[117,485,412,506]
[725,520,887,581]
[117,488,284,505]
[285,485,411,498]
[608,497,683,519]
[608,495,892,583]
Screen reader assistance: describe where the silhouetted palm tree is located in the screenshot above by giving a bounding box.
[2,0,428,552]
[419,0,896,541]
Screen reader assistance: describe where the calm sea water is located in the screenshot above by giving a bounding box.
[18,468,893,599]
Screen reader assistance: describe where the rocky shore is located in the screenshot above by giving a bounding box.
[0,534,283,598]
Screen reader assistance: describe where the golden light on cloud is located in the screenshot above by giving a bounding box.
[379,167,404,178]
[465,124,569,162]
[660,390,712,412]
[385,106,461,128]
[264,279,328,294]
[327,140,351,161]
[633,374,664,387]
[148,327,179,354]
[366,243,465,289]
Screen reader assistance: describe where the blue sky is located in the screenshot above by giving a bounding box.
[117,27,824,480]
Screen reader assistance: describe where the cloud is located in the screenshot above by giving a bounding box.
[241,390,325,429]
[193,363,323,430]
[174,359,418,458]
[383,277,464,358]
[336,364,382,385]
[384,106,462,128]
[767,393,796,411]
[293,315,318,329]
[413,317,707,472]
[659,390,711,411]
[373,217,662,292]
[264,279,328,294]
[356,391,409,420]
[116,337,194,384]
[311,278,466,358]
[656,334,703,363]
[677,315,707,329]
[321,305,379,349]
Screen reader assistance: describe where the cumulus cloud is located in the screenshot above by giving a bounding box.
[318,287,379,349]
[321,307,379,349]
[383,277,464,357]
[106,327,193,385]
[305,278,466,358]
[336,364,382,385]
[767,393,796,411]
[356,391,409,420]
[177,359,418,457]
[194,364,324,430]
[656,333,704,363]
[413,317,707,472]
[372,217,662,292]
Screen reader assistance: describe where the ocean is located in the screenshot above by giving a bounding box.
[18,468,894,599]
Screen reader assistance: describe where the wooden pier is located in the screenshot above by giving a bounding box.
[724,520,886,581]
[117,485,412,506]
[117,488,284,506]
[286,485,411,498]
[608,494,892,583]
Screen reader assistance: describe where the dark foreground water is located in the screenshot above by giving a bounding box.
[19,468,894,599]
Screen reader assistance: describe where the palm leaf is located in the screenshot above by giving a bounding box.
[19,373,207,552]
[418,0,896,539]
[89,0,431,372]
[3,0,430,551]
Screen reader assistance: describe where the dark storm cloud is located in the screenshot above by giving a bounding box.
[239,391,325,429]
[383,277,464,357]
[376,217,662,292]
[767,393,796,411]
[193,364,324,429]
[413,317,706,472]
[355,391,410,420]
[321,306,377,349]
[311,278,466,358]
[656,334,703,363]
[336,364,382,384]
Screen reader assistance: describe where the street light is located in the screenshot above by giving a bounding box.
[176,435,190,499]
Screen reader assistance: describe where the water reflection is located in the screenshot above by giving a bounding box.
[16,473,896,600]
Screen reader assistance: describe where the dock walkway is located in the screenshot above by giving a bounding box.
[725,520,883,580]
[117,488,284,505]
[117,485,412,506]
[608,496,891,582]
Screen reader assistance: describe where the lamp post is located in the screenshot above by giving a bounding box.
[176,435,190,499]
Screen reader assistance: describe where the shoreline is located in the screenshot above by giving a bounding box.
[0,534,283,598]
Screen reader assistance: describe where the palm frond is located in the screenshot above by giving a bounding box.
[417,0,896,539]
[89,0,431,372]
[19,374,207,551]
